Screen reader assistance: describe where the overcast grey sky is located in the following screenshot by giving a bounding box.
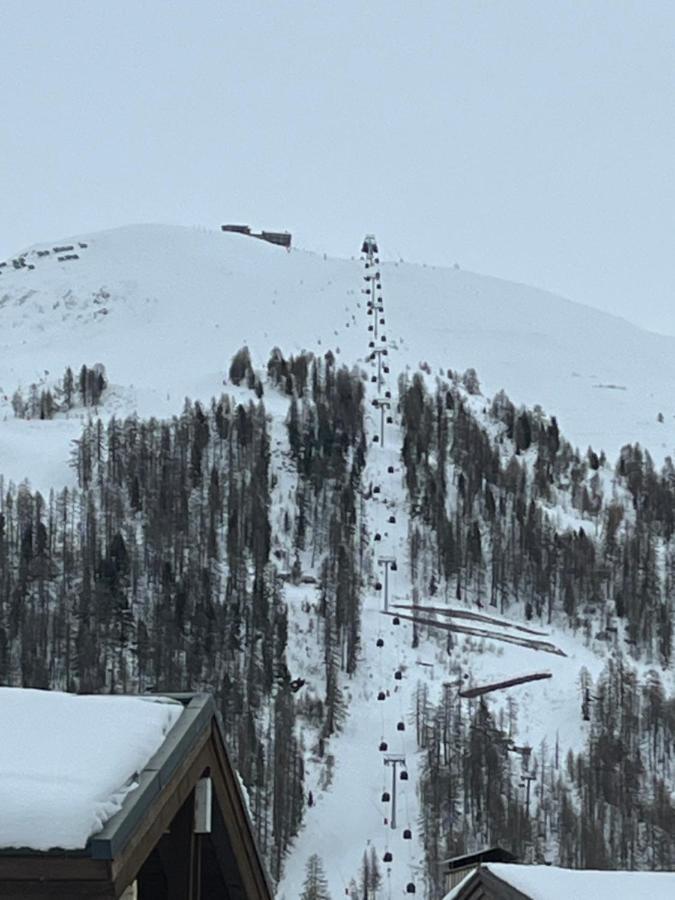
[2,1,674,332]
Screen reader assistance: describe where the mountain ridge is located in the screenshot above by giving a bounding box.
[2,223,675,498]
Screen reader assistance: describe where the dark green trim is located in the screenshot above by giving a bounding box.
[0,693,213,862]
[89,694,214,860]
[0,847,88,859]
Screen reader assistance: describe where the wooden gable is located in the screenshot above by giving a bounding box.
[0,694,273,900]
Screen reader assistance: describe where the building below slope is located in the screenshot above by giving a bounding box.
[442,848,518,894]
[221,224,292,248]
[444,862,675,900]
[0,690,273,900]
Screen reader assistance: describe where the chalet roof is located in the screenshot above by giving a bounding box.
[0,691,273,899]
[445,863,675,900]
[441,846,517,870]
[0,688,183,851]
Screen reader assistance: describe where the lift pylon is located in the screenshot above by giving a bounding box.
[383,755,406,829]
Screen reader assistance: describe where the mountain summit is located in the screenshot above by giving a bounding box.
[2,224,674,489]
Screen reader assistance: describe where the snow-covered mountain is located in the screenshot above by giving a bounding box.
[0,224,672,897]
[3,224,675,492]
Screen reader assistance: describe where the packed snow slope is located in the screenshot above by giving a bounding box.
[2,223,675,492]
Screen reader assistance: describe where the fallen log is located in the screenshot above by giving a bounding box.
[381,611,567,657]
[459,672,552,699]
[392,603,548,637]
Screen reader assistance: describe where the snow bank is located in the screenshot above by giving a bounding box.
[445,863,675,899]
[0,688,183,851]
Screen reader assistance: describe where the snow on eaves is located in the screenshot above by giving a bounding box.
[0,688,183,851]
[445,863,675,900]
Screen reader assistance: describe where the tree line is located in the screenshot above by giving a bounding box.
[0,347,367,885]
[416,656,674,897]
[398,370,674,894]
[11,363,107,419]
[399,371,672,664]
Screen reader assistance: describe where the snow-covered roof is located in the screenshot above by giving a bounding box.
[445,863,675,900]
[0,688,183,851]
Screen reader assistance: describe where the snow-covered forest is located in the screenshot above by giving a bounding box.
[0,226,672,897]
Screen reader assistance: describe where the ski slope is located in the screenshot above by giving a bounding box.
[2,224,675,494]
[275,241,616,900]
[0,224,673,895]
[276,417,609,898]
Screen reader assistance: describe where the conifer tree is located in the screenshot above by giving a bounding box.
[229,346,252,385]
[359,849,370,899]
[300,854,331,900]
[62,366,75,409]
[368,846,382,897]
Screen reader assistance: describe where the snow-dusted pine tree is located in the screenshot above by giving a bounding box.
[300,854,332,900]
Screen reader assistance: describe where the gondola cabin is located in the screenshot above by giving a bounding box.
[0,689,273,899]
